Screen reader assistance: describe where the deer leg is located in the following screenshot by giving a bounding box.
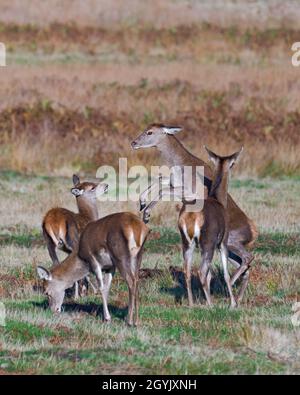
[133,249,145,326]
[116,256,136,326]
[237,270,250,304]
[78,278,89,297]
[139,176,170,211]
[133,277,139,327]
[74,281,79,300]
[44,234,60,266]
[228,243,253,285]
[128,254,142,327]
[64,227,78,253]
[182,241,195,307]
[231,257,253,287]
[142,186,164,223]
[142,185,184,223]
[228,244,253,303]
[139,181,159,211]
[126,274,135,326]
[85,275,97,294]
[101,273,112,322]
[134,280,139,325]
[198,250,214,306]
[206,270,212,297]
[220,243,237,308]
[93,263,112,321]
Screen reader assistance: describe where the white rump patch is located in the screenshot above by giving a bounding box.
[182,224,192,244]
[128,230,139,258]
[194,222,200,240]
[48,227,60,246]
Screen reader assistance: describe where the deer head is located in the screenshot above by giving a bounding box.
[37,266,67,313]
[71,174,108,199]
[131,123,183,149]
[204,146,243,172]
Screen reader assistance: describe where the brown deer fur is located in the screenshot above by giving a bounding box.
[178,147,243,307]
[37,212,150,326]
[131,124,258,294]
[42,175,107,265]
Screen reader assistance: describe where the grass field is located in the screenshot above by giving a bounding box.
[0,171,299,374]
[0,0,299,375]
[1,1,300,176]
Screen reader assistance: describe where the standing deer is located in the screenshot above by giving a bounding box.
[43,175,108,265]
[42,175,108,297]
[131,124,258,300]
[178,147,243,308]
[37,212,150,326]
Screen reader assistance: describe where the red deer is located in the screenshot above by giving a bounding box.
[131,124,258,300]
[37,212,150,326]
[178,147,243,307]
[43,175,108,264]
[42,175,108,297]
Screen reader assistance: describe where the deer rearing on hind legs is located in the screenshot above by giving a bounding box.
[42,175,108,297]
[37,212,150,326]
[131,124,258,301]
[178,147,243,308]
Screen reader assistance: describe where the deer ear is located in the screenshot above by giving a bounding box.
[37,266,52,281]
[163,126,183,135]
[72,174,80,186]
[228,146,243,168]
[204,146,220,166]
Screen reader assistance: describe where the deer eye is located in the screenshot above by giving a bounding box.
[147,131,153,135]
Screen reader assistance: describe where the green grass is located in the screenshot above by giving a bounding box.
[256,233,300,256]
[0,176,299,374]
[0,298,297,374]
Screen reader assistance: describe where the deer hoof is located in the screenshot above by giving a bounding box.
[126,319,134,327]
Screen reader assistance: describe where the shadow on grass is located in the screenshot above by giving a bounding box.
[31,300,128,321]
[162,265,234,304]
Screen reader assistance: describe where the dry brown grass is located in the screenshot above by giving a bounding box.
[1,64,300,111]
[0,87,299,176]
[1,22,299,56]
[1,0,300,29]
[0,1,299,176]
[0,1,299,376]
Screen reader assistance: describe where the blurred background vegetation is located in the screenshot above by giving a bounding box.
[0,0,299,177]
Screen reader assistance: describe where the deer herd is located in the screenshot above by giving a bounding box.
[37,124,258,326]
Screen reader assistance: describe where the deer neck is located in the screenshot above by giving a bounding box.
[156,135,194,166]
[76,196,99,222]
[156,135,213,192]
[52,253,89,289]
[209,165,229,208]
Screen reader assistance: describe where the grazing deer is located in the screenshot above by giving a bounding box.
[131,124,258,300]
[43,175,108,297]
[37,212,150,326]
[178,147,243,308]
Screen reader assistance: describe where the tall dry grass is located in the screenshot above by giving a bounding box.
[1,0,300,29]
[0,1,299,177]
